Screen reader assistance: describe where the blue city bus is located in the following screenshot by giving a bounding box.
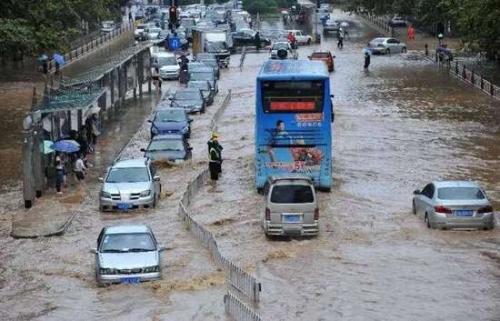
[255,60,333,192]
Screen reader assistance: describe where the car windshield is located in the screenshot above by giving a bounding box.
[156,110,185,122]
[312,53,330,58]
[207,41,228,52]
[100,233,156,252]
[190,72,213,81]
[272,43,289,50]
[437,187,485,200]
[188,82,209,90]
[148,139,184,151]
[158,56,177,66]
[271,184,314,203]
[106,167,149,183]
[172,99,201,106]
[175,91,200,99]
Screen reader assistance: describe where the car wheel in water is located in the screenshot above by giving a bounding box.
[386,48,391,55]
[402,47,407,53]
[425,213,432,229]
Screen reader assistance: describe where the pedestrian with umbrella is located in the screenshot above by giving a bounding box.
[52,53,65,75]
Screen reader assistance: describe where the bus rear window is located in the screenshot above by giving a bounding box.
[262,80,324,113]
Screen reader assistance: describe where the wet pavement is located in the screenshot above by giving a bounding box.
[1,8,500,321]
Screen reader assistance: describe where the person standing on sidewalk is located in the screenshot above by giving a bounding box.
[55,155,65,194]
[337,28,345,49]
[254,31,261,52]
[74,154,87,182]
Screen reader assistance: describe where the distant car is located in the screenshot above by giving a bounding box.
[135,23,155,40]
[92,224,166,285]
[188,80,215,106]
[170,88,206,114]
[388,15,407,27]
[287,30,312,45]
[270,42,298,60]
[99,158,161,211]
[308,51,335,72]
[412,181,495,230]
[145,27,162,40]
[142,134,192,163]
[149,107,192,138]
[188,62,217,81]
[194,54,220,79]
[189,70,218,94]
[100,21,116,34]
[231,28,271,47]
[262,176,319,237]
[323,19,339,33]
[155,52,180,80]
[368,37,407,54]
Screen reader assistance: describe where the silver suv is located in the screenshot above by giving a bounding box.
[99,158,161,211]
[263,176,319,237]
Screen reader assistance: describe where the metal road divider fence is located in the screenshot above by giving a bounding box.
[446,60,499,100]
[357,13,394,37]
[224,292,263,321]
[47,22,134,73]
[177,90,264,320]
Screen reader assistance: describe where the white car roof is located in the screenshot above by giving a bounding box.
[156,52,175,58]
[105,224,151,234]
[113,158,148,169]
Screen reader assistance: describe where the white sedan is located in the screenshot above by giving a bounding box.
[368,37,407,55]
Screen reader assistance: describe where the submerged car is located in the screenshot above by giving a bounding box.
[149,107,192,138]
[309,51,335,72]
[368,37,407,55]
[99,158,161,211]
[189,70,218,94]
[262,176,319,237]
[142,134,192,163]
[194,53,220,79]
[170,88,206,114]
[412,181,495,230]
[188,80,215,106]
[92,224,166,284]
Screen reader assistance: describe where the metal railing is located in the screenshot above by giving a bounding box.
[224,292,263,321]
[357,13,394,36]
[47,22,134,73]
[177,90,264,320]
[445,60,499,100]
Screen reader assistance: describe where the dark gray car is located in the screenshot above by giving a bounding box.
[188,80,215,106]
[170,88,206,114]
[189,70,218,94]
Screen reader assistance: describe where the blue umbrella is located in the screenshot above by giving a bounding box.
[51,140,80,153]
[53,53,65,66]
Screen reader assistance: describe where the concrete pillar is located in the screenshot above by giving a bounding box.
[32,124,44,198]
[22,130,35,208]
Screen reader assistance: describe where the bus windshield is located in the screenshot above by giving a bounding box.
[262,80,324,113]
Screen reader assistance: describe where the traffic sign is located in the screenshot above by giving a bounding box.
[169,37,181,50]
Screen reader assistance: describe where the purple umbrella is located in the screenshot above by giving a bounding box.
[51,140,80,153]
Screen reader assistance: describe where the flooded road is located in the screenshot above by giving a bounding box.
[188,10,500,321]
[1,8,500,321]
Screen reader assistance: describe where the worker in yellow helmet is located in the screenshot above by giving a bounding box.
[207,132,223,180]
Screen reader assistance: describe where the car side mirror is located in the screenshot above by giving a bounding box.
[153,175,161,182]
[98,177,104,183]
[140,148,146,152]
[89,248,97,254]
[413,189,421,195]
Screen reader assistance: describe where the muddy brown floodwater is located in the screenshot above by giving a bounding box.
[188,10,500,321]
[1,9,500,321]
